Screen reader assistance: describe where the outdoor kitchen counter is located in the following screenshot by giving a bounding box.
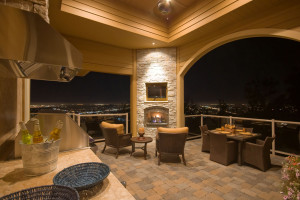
[0,148,135,200]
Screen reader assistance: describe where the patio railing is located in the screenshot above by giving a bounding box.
[185,114,300,157]
[66,112,129,134]
[30,112,129,141]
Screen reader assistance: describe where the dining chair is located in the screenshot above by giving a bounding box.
[209,132,237,166]
[199,125,210,152]
[242,136,275,171]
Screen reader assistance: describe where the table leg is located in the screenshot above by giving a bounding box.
[238,141,242,166]
[144,143,147,160]
[131,143,135,156]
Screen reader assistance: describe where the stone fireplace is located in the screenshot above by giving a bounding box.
[144,106,169,127]
[136,48,177,137]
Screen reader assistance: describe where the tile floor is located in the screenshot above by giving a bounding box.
[95,138,284,200]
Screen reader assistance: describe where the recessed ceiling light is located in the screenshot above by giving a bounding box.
[152,42,156,45]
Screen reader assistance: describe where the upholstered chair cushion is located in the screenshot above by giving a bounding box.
[156,127,189,139]
[101,121,124,135]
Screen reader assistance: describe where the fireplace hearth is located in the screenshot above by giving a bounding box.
[144,106,169,127]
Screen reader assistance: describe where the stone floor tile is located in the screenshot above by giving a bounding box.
[146,194,161,200]
[145,189,157,196]
[204,192,224,200]
[193,189,208,198]
[135,189,148,199]
[153,186,167,195]
[241,188,258,197]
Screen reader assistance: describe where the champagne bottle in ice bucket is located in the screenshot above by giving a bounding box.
[19,121,32,144]
[32,119,43,143]
[49,120,63,141]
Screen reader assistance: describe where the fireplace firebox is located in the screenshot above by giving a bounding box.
[144,106,169,127]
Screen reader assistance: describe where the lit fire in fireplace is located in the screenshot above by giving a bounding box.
[151,113,162,123]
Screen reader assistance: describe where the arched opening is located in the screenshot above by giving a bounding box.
[177,28,300,128]
[181,36,300,155]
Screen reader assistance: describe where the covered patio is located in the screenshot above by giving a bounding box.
[0,0,299,199]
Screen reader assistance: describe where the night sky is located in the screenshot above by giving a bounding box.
[184,37,300,104]
[31,37,300,105]
[31,72,130,104]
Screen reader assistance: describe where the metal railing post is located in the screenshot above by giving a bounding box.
[200,114,203,126]
[271,119,275,155]
[230,116,232,125]
[77,114,81,126]
[126,113,128,134]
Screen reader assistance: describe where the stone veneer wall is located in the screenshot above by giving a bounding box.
[0,0,49,22]
[136,48,177,138]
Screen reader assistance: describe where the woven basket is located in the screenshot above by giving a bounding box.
[0,185,79,200]
[53,162,110,191]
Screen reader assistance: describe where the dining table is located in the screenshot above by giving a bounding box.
[210,128,261,166]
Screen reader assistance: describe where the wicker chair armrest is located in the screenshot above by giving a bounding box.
[227,141,235,145]
[256,139,264,145]
[118,133,132,139]
[117,133,132,147]
[244,142,264,154]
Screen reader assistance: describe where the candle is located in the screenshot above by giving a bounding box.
[138,127,144,133]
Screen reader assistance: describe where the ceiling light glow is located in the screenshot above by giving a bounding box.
[157,0,172,15]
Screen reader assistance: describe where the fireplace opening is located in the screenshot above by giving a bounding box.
[144,106,169,127]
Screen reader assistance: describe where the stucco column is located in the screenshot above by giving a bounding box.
[176,74,185,127]
[130,50,137,136]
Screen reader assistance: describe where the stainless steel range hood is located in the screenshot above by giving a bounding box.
[0,4,82,82]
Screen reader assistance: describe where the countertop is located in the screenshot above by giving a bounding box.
[0,148,135,200]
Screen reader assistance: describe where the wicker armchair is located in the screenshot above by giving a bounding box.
[157,132,188,165]
[200,125,210,152]
[242,137,275,171]
[156,127,188,165]
[209,132,237,166]
[100,125,132,158]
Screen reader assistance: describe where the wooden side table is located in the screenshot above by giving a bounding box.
[130,137,153,160]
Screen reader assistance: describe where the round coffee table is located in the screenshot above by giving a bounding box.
[130,137,153,160]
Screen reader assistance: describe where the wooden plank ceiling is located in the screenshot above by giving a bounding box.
[49,0,253,48]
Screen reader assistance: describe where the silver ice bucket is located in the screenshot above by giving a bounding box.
[21,139,61,176]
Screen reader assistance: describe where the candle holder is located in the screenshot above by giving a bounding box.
[138,132,145,138]
[138,127,145,138]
